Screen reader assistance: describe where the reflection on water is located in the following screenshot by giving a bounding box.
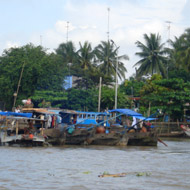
[0,139,190,190]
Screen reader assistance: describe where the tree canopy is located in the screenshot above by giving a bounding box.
[134,33,167,78]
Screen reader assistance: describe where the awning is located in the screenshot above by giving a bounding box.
[108,109,142,116]
[134,116,157,121]
[0,111,32,118]
[22,108,57,115]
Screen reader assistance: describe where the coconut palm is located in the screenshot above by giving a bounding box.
[77,41,95,70]
[94,41,129,81]
[165,36,182,71]
[134,33,167,78]
[175,28,190,71]
[55,41,77,64]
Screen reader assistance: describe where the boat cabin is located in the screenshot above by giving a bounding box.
[59,110,110,126]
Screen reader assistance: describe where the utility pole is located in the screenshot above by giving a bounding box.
[66,21,69,43]
[98,77,102,112]
[111,40,119,109]
[115,50,118,109]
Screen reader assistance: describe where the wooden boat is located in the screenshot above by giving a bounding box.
[60,111,128,146]
[127,131,158,146]
[87,128,129,146]
[63,124,94,145]
[59,110,98,145]
[79,110,131,146]
[0,131,45,147]
[43,128,65,145]
[180,125,190,137]
[0,114,46,147]
[108,109,159,146]
[22,108,66,145]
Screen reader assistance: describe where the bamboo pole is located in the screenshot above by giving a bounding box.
[12,62,25,111]
[41,121,44,136]
[16,121,18,137]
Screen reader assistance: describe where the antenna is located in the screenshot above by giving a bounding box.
[165,21,172,79]
[66,21,69,43]
[40,35,42,46]
[107,7,110,42]
[166,21,172,46]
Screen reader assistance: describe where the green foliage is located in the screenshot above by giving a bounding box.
[169,68,190,82]
[134,33,167,78]
[120,78,144,97]
[94,41,128,81]
[55,41,77,66]
[65,88,98,111]
[30,90,67,108]
[140,75,190,120]
[101,86,131,110]
[0,44,67,109]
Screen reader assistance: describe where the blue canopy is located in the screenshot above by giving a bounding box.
[0,111,32,118]
[109,109,142,116]
[76,111,110,116]
[134,116,157,121]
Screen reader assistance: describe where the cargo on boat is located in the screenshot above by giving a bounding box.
[59,110,98,145]
[107,109,158,146]
[22,108,65,145]
[0,112,46,146]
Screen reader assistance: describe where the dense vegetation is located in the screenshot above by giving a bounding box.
[0,28,190,121]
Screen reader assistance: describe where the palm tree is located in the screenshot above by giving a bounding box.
[175,28,190,71]
[134,33,167,78]
[74,41,99,89]
[166,36,182,71]
[77,41,95,70]
[94,41,129,81]
[55,41,77,64]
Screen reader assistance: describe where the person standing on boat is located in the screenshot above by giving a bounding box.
[15,107,20,113]
[132,117,137,130]
[47,115,52,128]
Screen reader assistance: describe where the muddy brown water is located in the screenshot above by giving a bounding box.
[0,138,190,190]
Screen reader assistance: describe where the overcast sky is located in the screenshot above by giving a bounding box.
[1,0,190,79]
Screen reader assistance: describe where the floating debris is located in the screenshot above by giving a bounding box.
[98,173,127,178]
[82,171,91,174]
[136,172,151,177]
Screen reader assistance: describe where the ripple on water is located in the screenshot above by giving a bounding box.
[0,140,190,190]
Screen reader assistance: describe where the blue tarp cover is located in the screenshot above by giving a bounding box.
[134,116,157,121]
[0,111,32,118]
[109,109,142,116]
[76,111,109,116]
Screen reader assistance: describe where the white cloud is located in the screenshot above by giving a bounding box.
[55,20,76,33]
[4,41,20,51]
[1,0,188,79]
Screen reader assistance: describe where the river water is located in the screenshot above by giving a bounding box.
[0,138,190,190]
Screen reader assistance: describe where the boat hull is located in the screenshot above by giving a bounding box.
[87,132,128,146]
[43,128,65,145]
[127,132,158,146]
[65,127,94,145]
[180,125,190,137]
